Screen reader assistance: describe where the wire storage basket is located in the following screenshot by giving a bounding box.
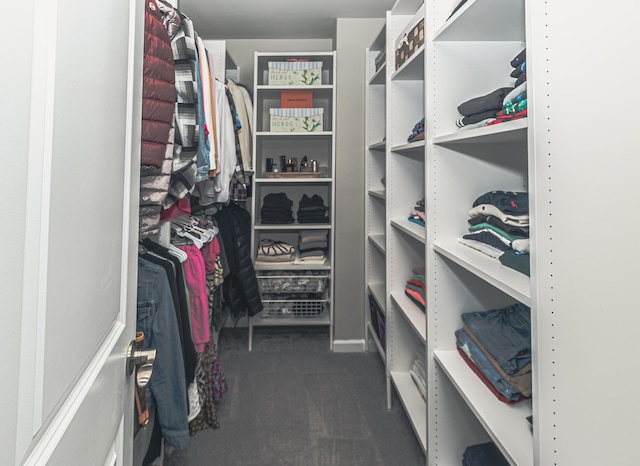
[257,271,329,294]
[262,298,327,319]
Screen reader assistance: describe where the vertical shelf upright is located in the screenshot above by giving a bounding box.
[249,52,337,351]
[425,1,531,465]
[364,24,388,364]
[385,0,427,456]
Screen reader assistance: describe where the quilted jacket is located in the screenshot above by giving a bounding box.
[141,0,175,168]
[215,202,263,319]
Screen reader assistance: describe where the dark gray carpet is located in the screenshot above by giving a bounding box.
[167,327,425,466]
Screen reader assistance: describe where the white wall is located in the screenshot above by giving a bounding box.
[1,1,33,463]
[334,18,385,342]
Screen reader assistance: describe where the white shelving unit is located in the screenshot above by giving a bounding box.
[384,0,427,456]
[367,0,640,464]
[249,52,336,351]
[364,23,388,364]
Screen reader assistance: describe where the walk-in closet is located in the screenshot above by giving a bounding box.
[5,0,639,465]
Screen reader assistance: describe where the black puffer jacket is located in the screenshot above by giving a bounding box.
[215,202,263,319]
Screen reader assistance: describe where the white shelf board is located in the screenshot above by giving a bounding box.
[391,46,425,81]
[256,84,333,91]
[368,189,386,200]
[433,118,528,146]
[390,140,425,157]
[369,64,386,85]
[368,283,386,314]
[251,313,331,327]
[256,131,334,137]
[390,371,427,452]
[368,140,387,151]
[391,0,424,15]
[391,292,426,343]
[254,263,331,272]
[368,234,386,255]
[433,239,531,306]
[257,51,334,57]
[434,0,525,42]
[255,177,333,184]
[255,223,332,230]
[390,218,426,244]
[366,321,386,364]
[434,351,533,466]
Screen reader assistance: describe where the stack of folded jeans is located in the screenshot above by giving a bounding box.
[260,192,294,224]
[456,302,531,403]
[297,194,330,224]
[296,230,328,264]
[460,190,530,276]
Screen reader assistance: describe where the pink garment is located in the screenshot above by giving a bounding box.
[201,236,221,275]
[410,210,426,221]
[177,244,210,352]
[406,288,426,307]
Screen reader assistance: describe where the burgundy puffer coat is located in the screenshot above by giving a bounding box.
[141,0,175,168]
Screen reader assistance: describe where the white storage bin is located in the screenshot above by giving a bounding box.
[268,61,323,85]
[269,108,324,132]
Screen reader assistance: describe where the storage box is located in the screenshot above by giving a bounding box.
[261,300,326,318]
[257,272,329,294]
[280,90,313,108]
[395,15,425,70]
[268,61,323,86]
[269,108,324,132]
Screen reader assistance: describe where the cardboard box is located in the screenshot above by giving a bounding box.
[268,61,323,86]
[269,108,324,132]
[280,90,313,108]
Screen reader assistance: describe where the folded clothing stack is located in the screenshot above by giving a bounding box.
[296,229,328,265]
[462,442,510,466]
[488,49,528,126]
[456,87,513,128]
[455,48,528,129]
[297,194,330,224]
[456,302,532,404]
[255,239,295,266]
[459,190,530,276]
[408,198,425,227]
[410,347,427,401]
[261,192,294,224]
[405,266,425,311]
[407,117,425,143]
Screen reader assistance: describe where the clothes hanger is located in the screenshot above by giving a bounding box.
[167,244,188,263]
[174,216,217,242]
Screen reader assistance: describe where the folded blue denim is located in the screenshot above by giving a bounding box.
[456,329,523,402]
[137,257,190,449]
[461,303,531,375]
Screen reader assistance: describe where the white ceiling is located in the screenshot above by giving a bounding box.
[180,0,396,40]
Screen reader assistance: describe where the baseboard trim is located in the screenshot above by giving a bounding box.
[332,339,366,352]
